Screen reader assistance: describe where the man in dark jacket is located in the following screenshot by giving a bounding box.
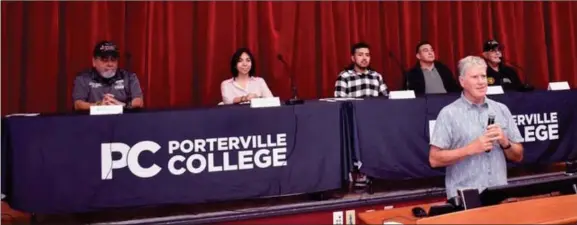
[482,39,523,91]
[403,41,460,95]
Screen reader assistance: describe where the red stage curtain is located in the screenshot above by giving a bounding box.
[2,1,577,115]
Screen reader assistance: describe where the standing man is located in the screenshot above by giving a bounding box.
[429,55,524,199]
[482,39,523,91]
[72,41,143,110]
[334,42,388,98]
[404,41,460,95]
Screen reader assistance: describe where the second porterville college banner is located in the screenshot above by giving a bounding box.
[355,90,577,180]
[491,91,577,163]
[3,101,344,214]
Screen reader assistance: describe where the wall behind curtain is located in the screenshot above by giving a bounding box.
[2,1,577,115]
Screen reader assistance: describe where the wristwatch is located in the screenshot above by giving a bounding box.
[500,142,512,150]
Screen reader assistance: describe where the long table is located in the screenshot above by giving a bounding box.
[2,101,346,214]
[417,194,577,224]
[357,195,577,224]
[2,90,577,214]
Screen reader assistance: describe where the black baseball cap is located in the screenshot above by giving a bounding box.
[483,39,502,52]
[93,40,120,58]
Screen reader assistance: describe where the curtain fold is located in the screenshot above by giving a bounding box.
[2,1,576,115]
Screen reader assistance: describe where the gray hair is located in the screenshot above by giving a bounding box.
[458,55,487,77]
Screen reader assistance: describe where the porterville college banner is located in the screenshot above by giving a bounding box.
[3,102,344,214]
[355,90,577,180]
[497,91,577,162]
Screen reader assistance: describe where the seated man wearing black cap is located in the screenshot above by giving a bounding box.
[482,40,523,91]
[72,41,144,111]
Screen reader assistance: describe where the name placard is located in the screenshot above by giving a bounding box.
[389,90,416,99]
[548,81,570,91]
[90,105,123,115]
[250,97,281,108]
[486,86,504,95]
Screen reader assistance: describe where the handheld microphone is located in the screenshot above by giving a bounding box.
[486,114,495,153]
[388,51,408,90]
[277,54,304,105]
[488,114,495,126]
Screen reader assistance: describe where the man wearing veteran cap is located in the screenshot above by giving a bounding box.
[481,39,522,91]
[72,41,143,110]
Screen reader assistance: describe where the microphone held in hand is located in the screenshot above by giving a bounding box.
[277,54,304,105]
[486,114,495,153]
[488,114,495,126]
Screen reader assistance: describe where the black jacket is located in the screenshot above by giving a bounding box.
[486,63,522,91]
[403,61,461,95]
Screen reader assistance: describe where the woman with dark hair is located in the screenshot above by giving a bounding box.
[220,48,273,104]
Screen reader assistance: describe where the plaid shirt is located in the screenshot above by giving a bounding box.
[334,69,388,98]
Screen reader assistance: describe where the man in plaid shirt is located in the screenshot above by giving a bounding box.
[334,42,389,98]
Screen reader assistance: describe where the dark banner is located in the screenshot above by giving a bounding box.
[3,101,344,214]
[492,91,577,163]
[352,97,444,179]
[356,90,577,180]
